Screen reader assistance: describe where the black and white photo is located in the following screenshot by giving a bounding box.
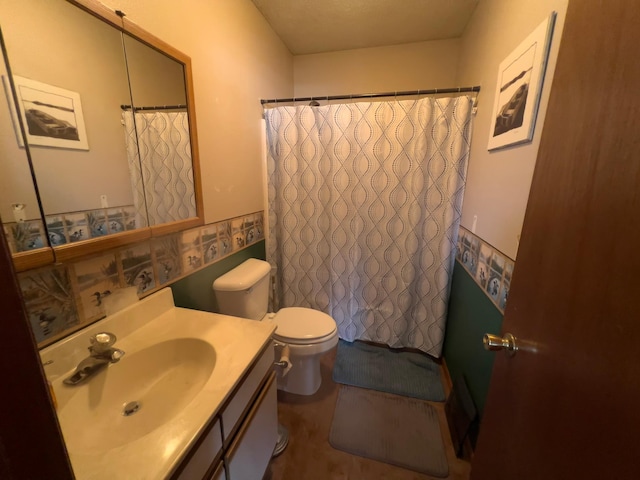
[12,75,89,150]
[487,13,556,151]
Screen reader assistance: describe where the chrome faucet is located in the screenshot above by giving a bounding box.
[63,332,125,386]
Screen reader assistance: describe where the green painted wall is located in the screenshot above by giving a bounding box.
[171,241,266,312]
[443,260,503,416]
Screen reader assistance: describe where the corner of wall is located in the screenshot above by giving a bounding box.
[171,240,266,313]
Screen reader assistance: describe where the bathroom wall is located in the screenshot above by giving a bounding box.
[1,0,292,350]
[293,39,460,98]
[443,0,569,420]
[446,226,513,417]
[18,212,265,347]
[100,0,294,224]
[171,241,266,313]
[456,0,569,259]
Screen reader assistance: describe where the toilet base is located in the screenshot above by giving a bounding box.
[276,353,322,395]
[274,333,338,396]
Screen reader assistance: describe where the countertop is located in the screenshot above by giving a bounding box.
[41,288,276,480]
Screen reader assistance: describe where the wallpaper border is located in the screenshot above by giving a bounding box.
[18,211,264,348]
[455,226,515,314]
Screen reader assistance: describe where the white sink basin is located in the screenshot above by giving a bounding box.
[56,338,215,453]
[40,287,276,479]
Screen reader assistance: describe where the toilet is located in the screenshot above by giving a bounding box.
[213,258,338,396]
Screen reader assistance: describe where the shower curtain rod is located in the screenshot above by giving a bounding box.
[120,104,187,111]
[260,85,480,105]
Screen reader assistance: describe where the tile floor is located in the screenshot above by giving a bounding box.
[265,347,471,480]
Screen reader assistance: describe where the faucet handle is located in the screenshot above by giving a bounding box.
[90,332,117,354]
[110,349,125,362]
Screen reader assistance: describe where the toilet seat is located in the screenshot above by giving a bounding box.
[270,307,337,345]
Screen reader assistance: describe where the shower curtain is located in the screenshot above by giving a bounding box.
[123,111,196,225]
[264,97,473,357]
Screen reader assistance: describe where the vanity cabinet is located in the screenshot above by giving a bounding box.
[175,419,223,480]
[225,374,277,480]
[173,344,278,480]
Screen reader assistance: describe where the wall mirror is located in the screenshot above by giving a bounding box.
[0,0,203,265]
[0,27,54,271]
[122,32,198,228]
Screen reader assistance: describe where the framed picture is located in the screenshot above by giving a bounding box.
[487,13,556,151]
[11,75,89,150]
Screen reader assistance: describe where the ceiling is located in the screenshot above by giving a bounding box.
[251,0,480,55]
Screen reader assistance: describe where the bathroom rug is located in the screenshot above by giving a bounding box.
[329,385,449,477]
[332,339,446,402]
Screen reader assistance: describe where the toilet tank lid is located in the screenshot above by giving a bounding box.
[213,258,271,291]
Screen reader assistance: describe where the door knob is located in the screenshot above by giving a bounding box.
[483,333,518,356]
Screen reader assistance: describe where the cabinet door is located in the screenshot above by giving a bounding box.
[176,418,222,480]
[222,346,274,443]
[226,373,277,480]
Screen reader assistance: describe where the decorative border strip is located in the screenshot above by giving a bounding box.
[17,211,265,347]
[3,205,139,252]
[455,226,514,314]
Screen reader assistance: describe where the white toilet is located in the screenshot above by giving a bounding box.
[213,258,338,396]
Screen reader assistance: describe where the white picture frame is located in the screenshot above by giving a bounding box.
[487,13,556,151]
[11,75,89,150]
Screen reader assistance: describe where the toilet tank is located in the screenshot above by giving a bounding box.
[212,258,272,320]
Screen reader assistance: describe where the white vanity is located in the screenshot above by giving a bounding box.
[40,288,278,479]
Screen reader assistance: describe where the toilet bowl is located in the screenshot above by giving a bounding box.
[268,307,338,395]
[212,259,338,396]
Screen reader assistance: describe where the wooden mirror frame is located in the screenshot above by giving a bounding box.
[10,0,203,267]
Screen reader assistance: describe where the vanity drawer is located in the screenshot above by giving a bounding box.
[225,372,278,480]
[175,418,222,480]
[221,344,274,443]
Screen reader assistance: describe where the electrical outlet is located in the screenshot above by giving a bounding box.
[100,195,108,208]
[471,215,478,233]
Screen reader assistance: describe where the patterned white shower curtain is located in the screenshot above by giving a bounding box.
[123,111,196,225]
[264,97,473,357]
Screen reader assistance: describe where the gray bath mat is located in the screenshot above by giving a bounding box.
[330,385,449,477]
[332,340,446,402]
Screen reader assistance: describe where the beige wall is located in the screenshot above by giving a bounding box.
[456,0,569,259]
[101,0,294,224]
[124,36,186,107]
[293,39,460,98]
[0,62,40,222]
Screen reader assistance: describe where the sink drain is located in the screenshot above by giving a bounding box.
[122,401,141,416]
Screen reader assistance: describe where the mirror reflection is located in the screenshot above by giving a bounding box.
[122,33,197,226]
[0,0,200,256]
[0,0,147,246]
[0,27,49,255]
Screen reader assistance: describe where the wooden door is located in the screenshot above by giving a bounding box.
[472,1,640,479]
